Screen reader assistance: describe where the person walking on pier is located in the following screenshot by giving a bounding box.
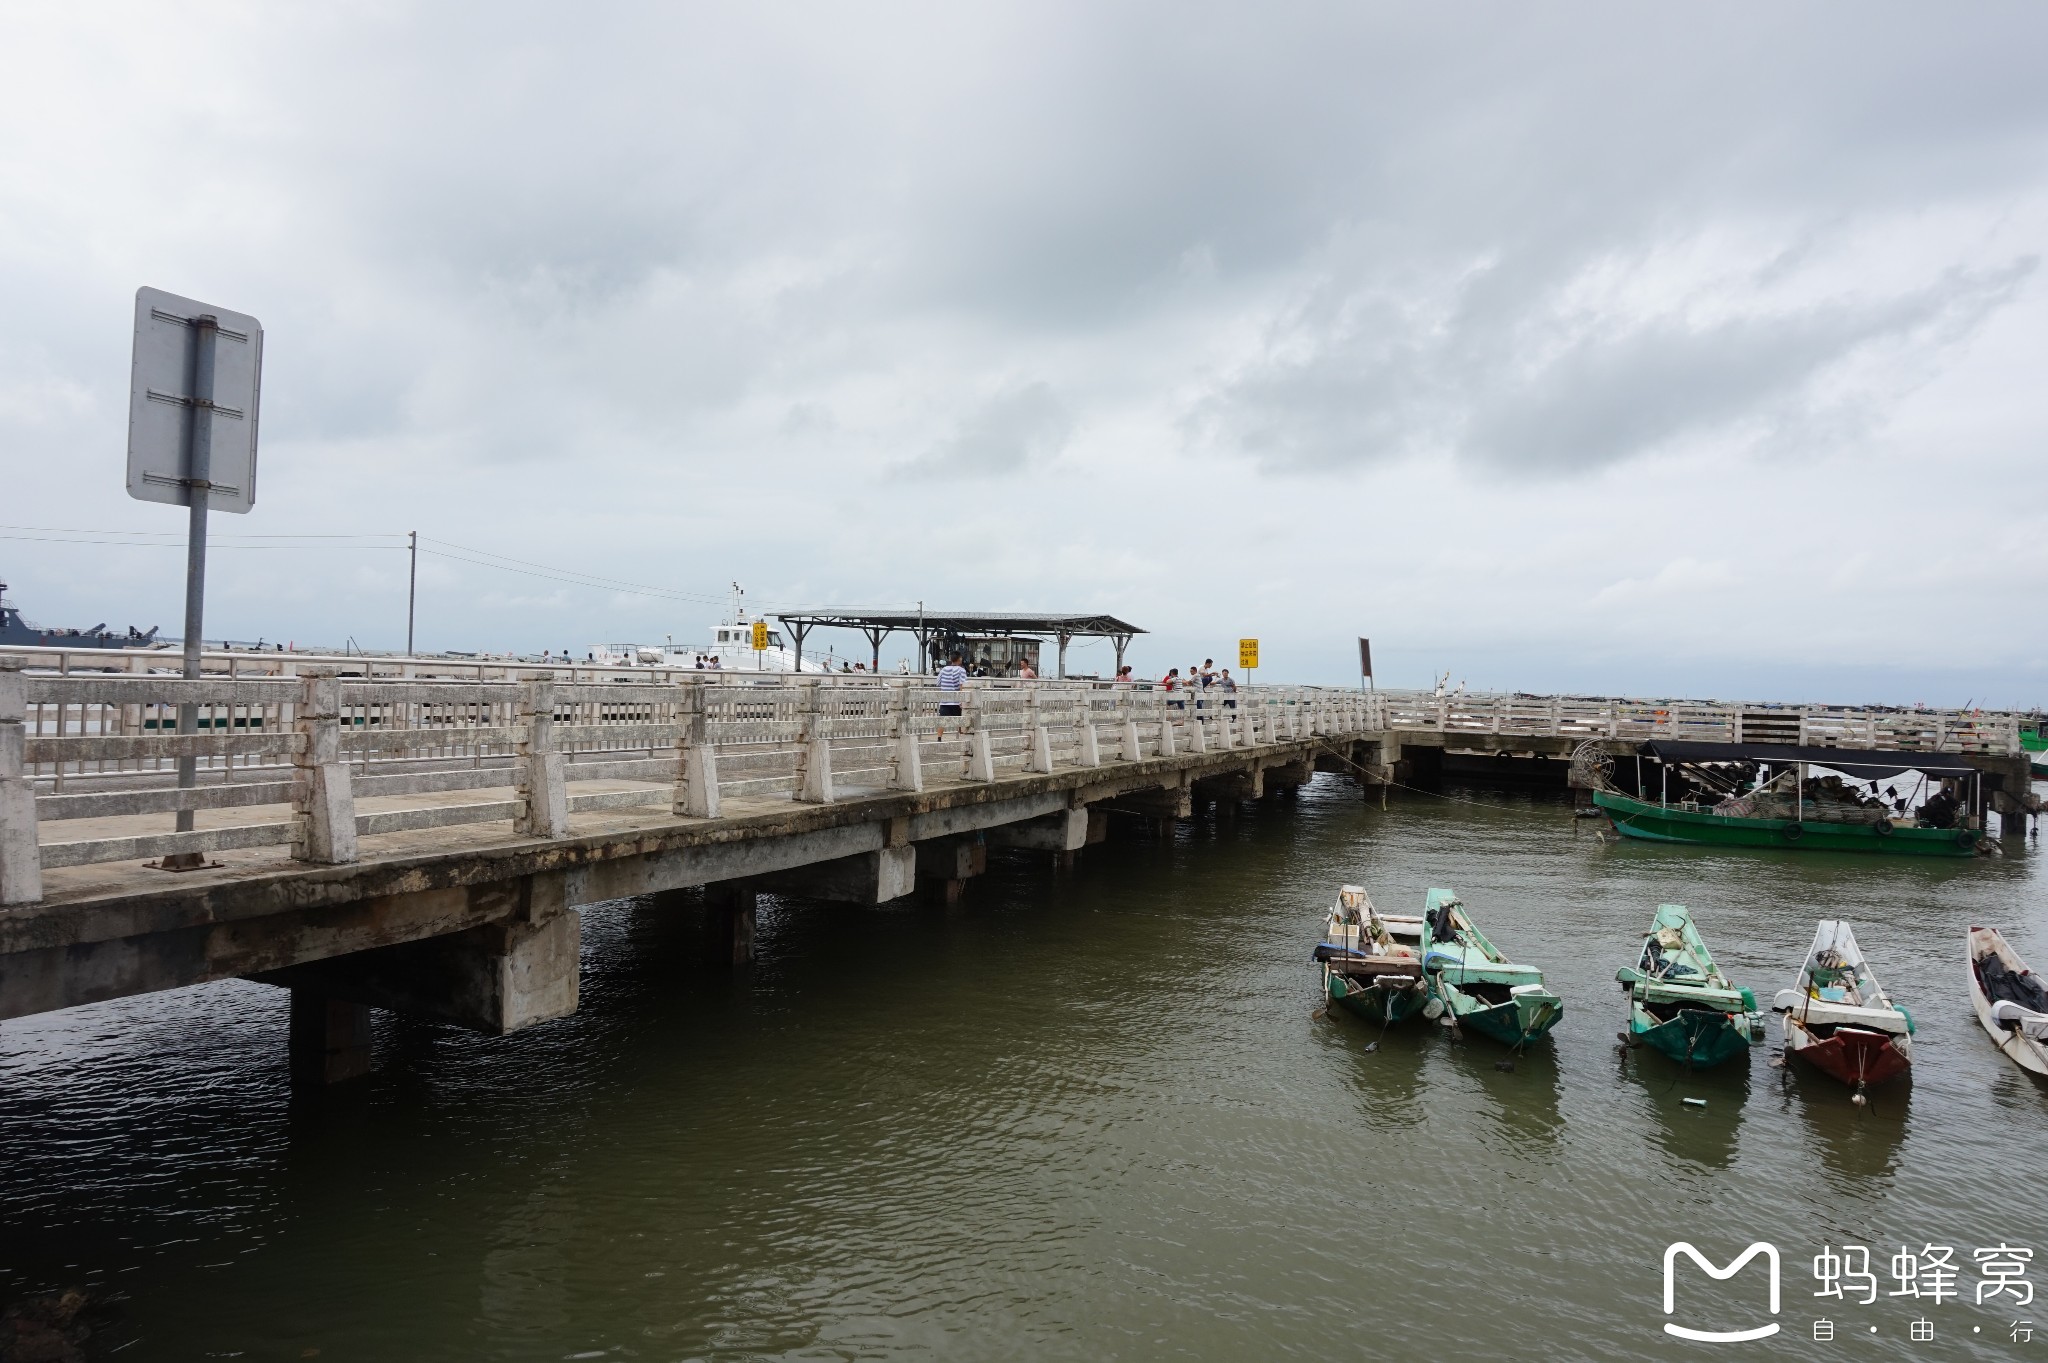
[1161,667,1184,709]
[1018,657,1037,680]
[936,652,968,738]
[1218,667,1238,708]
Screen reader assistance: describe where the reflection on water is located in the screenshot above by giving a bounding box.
[3,777,2047,1360]
[1777,1063,1909,1187]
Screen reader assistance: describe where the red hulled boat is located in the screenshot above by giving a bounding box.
[1772,920,1913,1101]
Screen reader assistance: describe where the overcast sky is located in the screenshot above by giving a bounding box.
[4,4,2045,702]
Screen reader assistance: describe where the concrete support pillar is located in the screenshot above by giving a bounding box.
[795,680,835,803]
[288,990,374,1086]
[291,670,357,864]
[0,659,41,906]
[260,875,581,1040]
[1187,705,1209,753]
[887,680,924,792]
[1995,787,2031,840]
[516,677,569,837]
[704,884,757,965]
[675,679,721,818]
[917,833,986,905]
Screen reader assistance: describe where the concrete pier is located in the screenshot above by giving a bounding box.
[0,652,2035,1082]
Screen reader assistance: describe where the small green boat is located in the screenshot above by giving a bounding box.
[1593,789,1979,857]
[1417,889,1563,1048]
[1315,885,1429,1024]
[1616,904,1765,1069]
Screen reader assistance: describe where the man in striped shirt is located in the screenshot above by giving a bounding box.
[936,653,968,737]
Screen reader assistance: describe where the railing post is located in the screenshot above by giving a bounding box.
[0,658,41,904]
[887,680,924,792]
[1076,688,1102,767]
[1025,685,1054,773]
[964,688,996,782]
[675,678,721,818]
[291,670,358,864]
[1121,695,1142,762]
[795,679,836,802]
[1157,691,1177,757]
[516,676,569,837]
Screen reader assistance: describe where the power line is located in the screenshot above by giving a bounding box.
[5,522,860,614]
[0,532,403,550]
[417,536,735,605]
[412,545,723,604]
[0,524,406,541]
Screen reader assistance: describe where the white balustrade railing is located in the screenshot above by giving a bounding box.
[0,651,2024,904]
[0,664,1344,898]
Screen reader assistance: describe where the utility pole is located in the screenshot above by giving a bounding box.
[406,530,418,655]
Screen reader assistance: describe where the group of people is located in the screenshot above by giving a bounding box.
[1153,658,1239,709]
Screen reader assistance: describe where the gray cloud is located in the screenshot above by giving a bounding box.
[4,3,2048,697]
[898,381,1073,477]
[1197,250,2037,474]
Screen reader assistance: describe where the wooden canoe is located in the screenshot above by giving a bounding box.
[1771,920,1913,1093]
[1967,926,2048,1078]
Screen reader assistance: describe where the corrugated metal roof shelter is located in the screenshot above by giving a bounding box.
[772,609,1145,677]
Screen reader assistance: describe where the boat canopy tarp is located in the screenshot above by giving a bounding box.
[1643,740,1978,779]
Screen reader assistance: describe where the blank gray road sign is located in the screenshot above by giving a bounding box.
[127,287,263,513]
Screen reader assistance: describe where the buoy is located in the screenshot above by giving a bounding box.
[1682,1097,1707,1107]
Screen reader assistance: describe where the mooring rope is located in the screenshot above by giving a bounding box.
[1313,744,1528,811]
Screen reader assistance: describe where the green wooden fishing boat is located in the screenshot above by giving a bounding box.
[1417,889,1563,1048]
[1315,885,1429,1024]
[1592,789,1979,857]
[1616,903,1765,1069]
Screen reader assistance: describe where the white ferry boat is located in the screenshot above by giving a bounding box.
[588,586,839,673]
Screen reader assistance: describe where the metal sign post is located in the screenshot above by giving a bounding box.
[1358,637,1373,692]
[127,288,263,860]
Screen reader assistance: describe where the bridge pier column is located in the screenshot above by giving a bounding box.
[704,884,756,965]
[917,834,986,905]
[260,874,583,1080]
[288,991,374,1086]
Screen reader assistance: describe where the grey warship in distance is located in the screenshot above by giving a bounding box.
[0,581,159,649]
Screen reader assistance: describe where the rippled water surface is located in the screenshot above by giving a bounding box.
[4,778,2046,1360]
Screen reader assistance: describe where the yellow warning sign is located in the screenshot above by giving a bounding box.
[751,620,769,651]
[1238,638,1259,670]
